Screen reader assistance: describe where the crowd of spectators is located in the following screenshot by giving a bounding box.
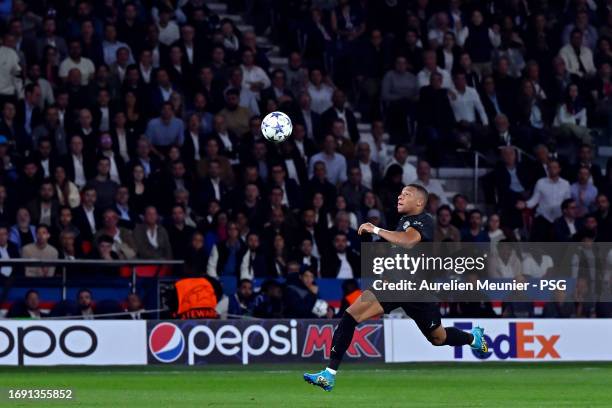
[1,0,612,319]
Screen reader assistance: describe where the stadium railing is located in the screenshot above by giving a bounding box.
[0,258,184,301]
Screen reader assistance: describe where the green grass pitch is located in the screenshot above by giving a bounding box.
[1,363,611,407]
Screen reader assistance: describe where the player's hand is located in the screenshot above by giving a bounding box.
[515,201,526,210]
[358,222,376,235]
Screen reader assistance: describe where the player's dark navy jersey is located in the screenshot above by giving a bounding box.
[395,212,434,242]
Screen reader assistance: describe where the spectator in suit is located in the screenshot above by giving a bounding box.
[189,93,215,135]
[37,17,68,62]
[129,138,162,180]
[173,24,205,69]
[181,113,206,170]
[32,106,67,156]
[6,290,47,319]
[206,221,245,278]
[97,133,126,185]
[0,186,15,226]
[261,69,295,112]
[197,138,235,186]
[88,157,120,210]
[71,186,102,244]
[239,232,268,280]
[340,167,369,211]
[553,198,579,242]
[198,159,228,208]
[290,123,318,166]
[268,163,302,210]
[113,186,138,230]
[133,206,173,260]
[94,208,137,260]
[307,161,338,210]
[61,135,91,190]
[321,232,359,278]
[417,72,456,163]
[166,45,194,93]
[165,204,196,261]
[16,83,42,148]
[295,92,321,142]
[328,210,360,253]
[149,69,177,115]
[0,102,24,150]
[210,112,241,166]
[27,179,59,227]
[571,166,598,217]
[0,224,20,279]
[294,237,320,277]
[321,89,359,143]
[567,144,604,188]
[32,137,57,178]
[484,146,531,229]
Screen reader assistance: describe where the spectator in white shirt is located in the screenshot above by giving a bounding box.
[558,29,596,78]
[156,8,180,46]
[59,40,95,85]
[307,68,334,114]
[571,166,598,217]
[308,134,347,185]
[553,83,591,144]
[102,24,134,66]
[240,49,270,96]
[414,159,449,205]
[517,160,571,241]
[384,145,417,185]
[417,50,452,89]
[448,70,489,125]
[448,70,489,148]
[0,33,23,103]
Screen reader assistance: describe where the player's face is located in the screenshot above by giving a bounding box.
[397,186,418,214]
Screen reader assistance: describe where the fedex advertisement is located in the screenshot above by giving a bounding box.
[147,319,384,365]
[385,319,612,362]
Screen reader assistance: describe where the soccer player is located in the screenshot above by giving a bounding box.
[303,184,488,391]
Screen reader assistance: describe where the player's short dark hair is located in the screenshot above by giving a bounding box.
[407,183,429,205]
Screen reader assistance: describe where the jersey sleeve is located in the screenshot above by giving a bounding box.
[406,214,434,242]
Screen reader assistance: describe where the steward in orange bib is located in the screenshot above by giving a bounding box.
[170,277,220,319]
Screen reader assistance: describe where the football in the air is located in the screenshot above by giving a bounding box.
[261,111,293,143]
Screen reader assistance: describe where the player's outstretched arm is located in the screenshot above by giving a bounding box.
[358,223,422,248]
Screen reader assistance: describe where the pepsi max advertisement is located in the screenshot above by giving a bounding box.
[147,320,385,365]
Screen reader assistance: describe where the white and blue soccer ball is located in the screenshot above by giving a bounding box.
[261,111,293,143]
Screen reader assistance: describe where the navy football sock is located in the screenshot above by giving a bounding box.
[328,312,358,370]
[442,327,473,346]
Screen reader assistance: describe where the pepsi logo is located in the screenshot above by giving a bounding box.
[149,323,185,363]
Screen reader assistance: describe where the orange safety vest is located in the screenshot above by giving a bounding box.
[345,289,362,306]
[175,278,218,318]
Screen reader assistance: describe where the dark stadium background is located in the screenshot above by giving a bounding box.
[0,0,610,322]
